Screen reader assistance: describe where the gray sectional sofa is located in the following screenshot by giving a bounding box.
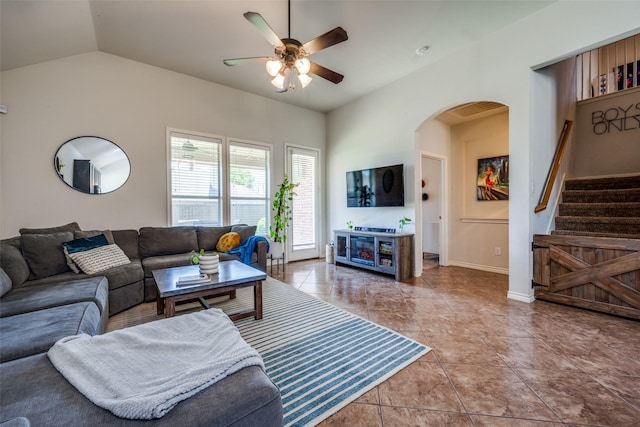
[0,222,267,316]
[0,223,280,426]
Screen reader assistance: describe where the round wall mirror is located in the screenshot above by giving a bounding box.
[54,136,130,195]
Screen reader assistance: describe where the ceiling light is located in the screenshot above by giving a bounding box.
[415,45,430,56]
[266,59,282,77]
[271,73,285,90]
[295,58,311,75]
[298,73,313,88]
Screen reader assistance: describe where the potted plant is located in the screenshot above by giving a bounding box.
[398,216,412,233]
[269,174,299,257]
[346,220,354,230]
[191,249,219,274]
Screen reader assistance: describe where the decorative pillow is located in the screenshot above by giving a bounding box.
[0,243,30,286]
[74,230,115,244]
[231,225,257,242]
[216,232,241,252]
[62,234,110,274]
[19,222,80,235]
[0,268,12,298]
[20,231,74,279]
[68,244,130,275]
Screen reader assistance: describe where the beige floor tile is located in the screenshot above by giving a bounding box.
[108,258,640,427]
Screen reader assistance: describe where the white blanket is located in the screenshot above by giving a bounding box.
[47,308,264,420]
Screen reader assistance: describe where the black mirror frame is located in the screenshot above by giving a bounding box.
[54,136,131,195]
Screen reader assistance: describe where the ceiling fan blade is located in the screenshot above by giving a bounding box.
[309,62,344,84]
[223,56,270,66]
[243,12,285,48]
[302,27,348,55]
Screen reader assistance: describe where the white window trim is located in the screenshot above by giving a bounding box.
[166,128,273,227]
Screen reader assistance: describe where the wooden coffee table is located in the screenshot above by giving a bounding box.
[152,260,267,320]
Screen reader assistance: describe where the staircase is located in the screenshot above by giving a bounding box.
[532,174,640,320]
[553,174,640,239]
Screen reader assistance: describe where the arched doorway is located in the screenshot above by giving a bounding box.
[416,101,509,274]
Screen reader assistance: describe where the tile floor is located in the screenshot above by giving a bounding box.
[108,259,640,426]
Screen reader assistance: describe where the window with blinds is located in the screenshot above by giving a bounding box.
[290,150,317,251]
[169,131,271,231]
[229,140,270,234]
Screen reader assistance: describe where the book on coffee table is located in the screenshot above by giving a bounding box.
[176,273,211,286]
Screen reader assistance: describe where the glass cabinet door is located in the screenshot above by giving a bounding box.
[377,239,394,272]
[335,234,348,259]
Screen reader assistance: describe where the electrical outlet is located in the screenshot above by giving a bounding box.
[494,247,501,256]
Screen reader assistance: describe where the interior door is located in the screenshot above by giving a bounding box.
[421,156,442,256]
[286,146,320,261]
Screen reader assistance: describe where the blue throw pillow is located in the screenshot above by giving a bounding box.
[63,234,109,254]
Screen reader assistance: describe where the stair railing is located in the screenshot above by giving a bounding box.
[535,120,573,213]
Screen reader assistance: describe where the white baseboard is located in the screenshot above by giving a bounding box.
[448,260,509,275]
[507,291,536,303]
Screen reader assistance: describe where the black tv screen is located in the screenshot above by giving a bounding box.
[346,164,404,207]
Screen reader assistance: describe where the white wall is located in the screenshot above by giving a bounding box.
[449,112,509,273]
[572,89,640,176]
[0,51,325,237]
[327,2,640,302]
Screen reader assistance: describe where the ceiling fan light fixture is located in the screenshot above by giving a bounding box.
[298,72,312,88]
[295,57,311,75]
[271,73,285,89]
[266,59,283,77]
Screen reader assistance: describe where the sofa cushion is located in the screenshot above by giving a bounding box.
[196,225,232,251]
[0,354,282,427]
[141,253,194,278]
[19,222,80,235]
[139,227,198,258]
[217,232,241,252]
[21,260,143,293]
[68,244,130,275]
[20,232,73,280]
[111,229,140,259]
[0,243,30,288]
[0,302,102,362]
[0,268,12,297]
[0,277,109,318]
[231,225,258,242]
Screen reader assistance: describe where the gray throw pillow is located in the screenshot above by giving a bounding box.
[231,225,257,242]
[20,231,74,279]
[0,268,12,297]
[0,243,30,286]
[19,222,80,235]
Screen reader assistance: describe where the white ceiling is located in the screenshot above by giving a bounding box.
[1,0,554,113]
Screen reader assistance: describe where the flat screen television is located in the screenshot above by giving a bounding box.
[346,164,404,207]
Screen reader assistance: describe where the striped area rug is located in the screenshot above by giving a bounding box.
[213,277,431,427]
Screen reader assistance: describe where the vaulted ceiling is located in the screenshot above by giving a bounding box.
[1,1,554,113]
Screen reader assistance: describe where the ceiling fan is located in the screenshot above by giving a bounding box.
[223,0,348,93]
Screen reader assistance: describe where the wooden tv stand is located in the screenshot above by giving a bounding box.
[333,229,414,281]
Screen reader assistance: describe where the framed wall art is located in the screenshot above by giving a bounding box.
[477,155,509,201]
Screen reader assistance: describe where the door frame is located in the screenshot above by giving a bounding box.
[285,144,321,261]
[420,151,448,266]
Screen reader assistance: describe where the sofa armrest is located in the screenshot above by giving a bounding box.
[255,240,267,272]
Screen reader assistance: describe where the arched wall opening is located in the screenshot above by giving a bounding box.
[415,102,510,276]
